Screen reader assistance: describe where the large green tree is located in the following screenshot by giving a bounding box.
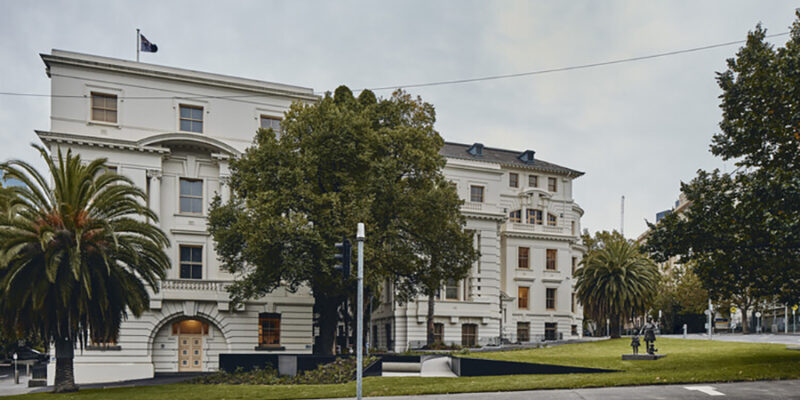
[0,146,169,392]
[208,86,475,355]
[646,15,800,320]
[574,231,659,338]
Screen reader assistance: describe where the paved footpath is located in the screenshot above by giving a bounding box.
[318,379,800,399]
[663,332,800,346]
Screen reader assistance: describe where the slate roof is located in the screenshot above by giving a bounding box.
[441,142,584,177]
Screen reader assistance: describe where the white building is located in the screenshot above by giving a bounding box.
[38,50,317,384]
[33,50,586,382]
[372,143,586,351]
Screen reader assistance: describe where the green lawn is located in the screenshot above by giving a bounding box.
[11,338,800,399]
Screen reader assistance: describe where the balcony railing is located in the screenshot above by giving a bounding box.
[506,223,570,236]
[462,202,483,211]
[160,279,230,292]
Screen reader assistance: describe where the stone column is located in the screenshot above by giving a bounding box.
[220,176,231,204]
[147,169,162,222]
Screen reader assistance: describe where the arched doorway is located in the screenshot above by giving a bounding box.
[173,319,209,372]
[151,315,227,373]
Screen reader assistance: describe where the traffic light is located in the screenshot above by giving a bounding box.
[334,239,352,279]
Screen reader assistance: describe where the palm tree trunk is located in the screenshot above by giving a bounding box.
[53,337,78,393]
[426,290,436,346]
[610,314,622,339]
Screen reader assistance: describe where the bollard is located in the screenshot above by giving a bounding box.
[682,324,687,339]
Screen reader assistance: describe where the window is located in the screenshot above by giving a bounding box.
[509,210,521,223]
[509,172,518,188]
[546,249,557,270]
[545,323,558,340]
[517,322,530,342]
[518,247,529,269]
[461,324,477,347]
[527,209,543,225]
[548,177,557,192]
[259,313,281,347]
[571,324,578,336]
[571,221,576,235]
[548,213,557,226]
[571,293,576,313]
[546,288,556,310]
[91,92,117,123]
[179,246,203,279]
[528,175,538,187]
[470,185,484,203]
[260,115,281,131]
[518,287,529,310]
[179,105,203,133]
[433,323,444,344]
[572,257,578,274]
[445,278,459,300]
[179,178,203,214]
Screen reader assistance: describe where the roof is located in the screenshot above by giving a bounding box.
[41,50,318,101]
[441,142,584,177]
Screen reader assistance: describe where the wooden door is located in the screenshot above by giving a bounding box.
[178,335,202,372]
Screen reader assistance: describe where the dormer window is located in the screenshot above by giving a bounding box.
[467,143,484,156]
[518,150,535,164]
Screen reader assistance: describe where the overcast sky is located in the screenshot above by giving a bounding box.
[1,1,797,238]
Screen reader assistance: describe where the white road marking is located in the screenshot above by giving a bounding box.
[685,385,725,396]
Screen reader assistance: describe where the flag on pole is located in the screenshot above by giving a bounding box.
[140,34,158,53]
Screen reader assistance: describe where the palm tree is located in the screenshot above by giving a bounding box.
[574,234,659,338]
[0,146,169,393]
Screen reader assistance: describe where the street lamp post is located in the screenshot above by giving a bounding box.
[356,223,365,400]
[13,352,18,384]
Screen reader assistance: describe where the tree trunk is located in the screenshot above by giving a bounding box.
[53,337,78,393]
[610,314,622,338]
[315,294,341,355]
[426,290,436,347]
[740,307,749,334]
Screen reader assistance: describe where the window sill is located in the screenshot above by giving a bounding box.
[86,345,121,351]
[174,213,206,219]
[254,346,285,351]
[87,120,120,128]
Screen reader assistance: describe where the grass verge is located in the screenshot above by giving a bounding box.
[9,338,800,399]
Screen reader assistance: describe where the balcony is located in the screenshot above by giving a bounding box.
[156,279,233,305]
[505,223,571,237]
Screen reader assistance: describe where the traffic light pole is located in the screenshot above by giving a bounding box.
[356,223,365,400]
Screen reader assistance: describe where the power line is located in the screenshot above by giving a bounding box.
[364,31,790,91]
[0,31,790,99]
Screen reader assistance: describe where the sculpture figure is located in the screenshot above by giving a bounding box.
[641,318,658,355]
[630,334,640,355]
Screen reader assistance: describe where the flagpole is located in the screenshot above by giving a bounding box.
[136,28,140,62]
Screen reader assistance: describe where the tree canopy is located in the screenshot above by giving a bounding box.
[0,146,169,392]
[208,86,475,354]
[574,231,659,338]
[645,14,800,319]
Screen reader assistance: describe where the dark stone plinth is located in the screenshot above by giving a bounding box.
[622,354,666,360]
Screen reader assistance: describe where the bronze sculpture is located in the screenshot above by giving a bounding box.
[641,318,657,355]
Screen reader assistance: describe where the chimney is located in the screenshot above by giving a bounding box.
[518,150,535,164]
[467,143,484,156]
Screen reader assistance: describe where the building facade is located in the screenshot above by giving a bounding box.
[34,50,587,382]
[372,143,586,351]
[38,50,317,384]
